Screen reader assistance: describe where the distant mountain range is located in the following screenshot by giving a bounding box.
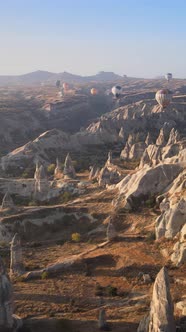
[0,70,124,86]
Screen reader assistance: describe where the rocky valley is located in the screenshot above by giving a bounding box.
[0,77,185,332]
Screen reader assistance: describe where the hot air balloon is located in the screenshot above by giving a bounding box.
[90,88,98,95]
[111,85,122,98]
[56,80,61,88]
[155,89,172,108]
[63,82,69,90]
[165,73,172,82]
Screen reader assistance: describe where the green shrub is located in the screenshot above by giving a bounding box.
[41,271,49,280]
[60,191,72,203]
[22,167,34,178]
[47,163,56,175]
[28,200,39,206]
[106,285,118,297]
[145,196,156,208]
[71,232,81,243]
[15,275,26,282]
[94,284,118,297]
[0,241,7,247]
[22,171,30,178]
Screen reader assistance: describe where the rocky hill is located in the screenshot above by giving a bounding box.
[0,70,123,86]
[1,96,186,176]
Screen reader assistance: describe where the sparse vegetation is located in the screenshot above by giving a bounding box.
[47,163,56,175]
[0,241,7,247]
[28,199,41,206]
[59,191,72,203]
[71,232,81,242]
[41,271,49,280]
[106,285,118,297]
[95,284,118,297]
[145,196,156,208]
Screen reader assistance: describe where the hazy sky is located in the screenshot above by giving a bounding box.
[0,0,186,77]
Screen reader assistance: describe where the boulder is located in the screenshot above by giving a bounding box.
[129,142,147,160]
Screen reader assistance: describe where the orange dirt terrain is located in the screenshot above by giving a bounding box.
[1,182,184,332]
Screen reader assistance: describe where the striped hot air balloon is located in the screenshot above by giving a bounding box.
[155,89,172,108]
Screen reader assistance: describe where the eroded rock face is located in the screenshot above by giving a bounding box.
[138,267,176,332]
[1,100,186,176]
[1,192,15,211]
[129,142,146,160]
[145,132,153,146]
[105,151,113,166]
[89,165,98,180]
[34,161,40,181]
[98,166,121,186]
[54,158,62,179]
[34,165,49,199]
[0,257,14,330]
[138,148,152,169]
[171,224,186,266]
[156,198,186,239]
[10,233,24,277]
[63,153,76,179]
[98,167,111,186]
[167,128,180,145]
[38,165,47,180]
[115,163,183,210]
[120,142,130,160]
[118,127,125,142]
[156,128,166,146]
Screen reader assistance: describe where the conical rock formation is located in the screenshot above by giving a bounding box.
[138,267,176,332]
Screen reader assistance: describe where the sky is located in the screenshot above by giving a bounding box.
[0,0,186,78]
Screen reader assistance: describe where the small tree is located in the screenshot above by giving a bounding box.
[71,233,81,243]
[47,164,56,175]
